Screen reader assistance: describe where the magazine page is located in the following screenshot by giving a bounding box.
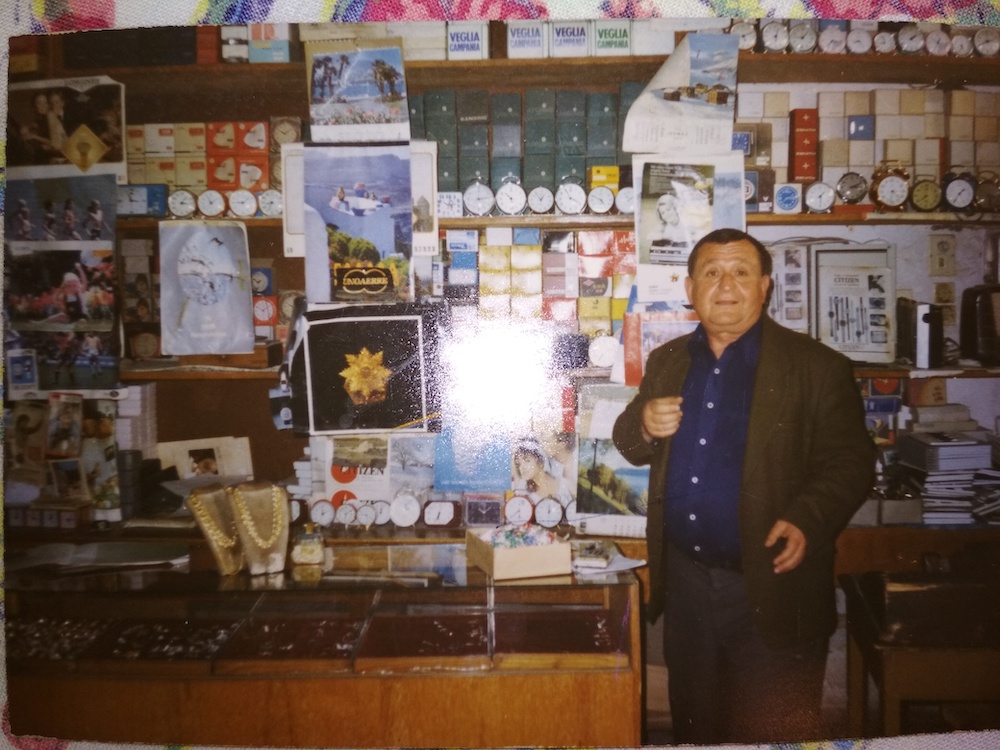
[620,33,738,155]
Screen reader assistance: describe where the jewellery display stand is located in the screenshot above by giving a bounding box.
[228,481,290,575]
[186,484,244,575]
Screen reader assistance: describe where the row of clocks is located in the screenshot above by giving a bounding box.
[730,20,1000,57]
[307,493,581,530]
[792,163,1000,214]
[441,177,636,218]
[166,186,284,219]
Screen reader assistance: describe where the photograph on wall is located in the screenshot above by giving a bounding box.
[510,432,577,507]
[766,241,809,332]
[636,160,715,264]
[409,139,438,256]
[815,264,895,364]
[80,398,119,507]
[7,76,126,181]
[301,142,414,304]
[433,422,512,493]
[6,399,49,473]
[320,434,392,503]
[46,457,90,503]
[303,314,428,434]
[46,391,84,458]
[389,433,437,498]
[158,221,254,356]
[577,437,650,516]
[6,174,118,247]
[156,436,254,482]
[305,40,410,143]
[5,330,119,393]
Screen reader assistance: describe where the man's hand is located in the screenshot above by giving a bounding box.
[764,520,806,574]
[641,396,683,442]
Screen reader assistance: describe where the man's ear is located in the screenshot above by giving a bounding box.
[684,275,694,304]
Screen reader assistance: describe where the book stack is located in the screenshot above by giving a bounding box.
[909,402,980,433]
[897,431,995,525]
[972,468,1000,526]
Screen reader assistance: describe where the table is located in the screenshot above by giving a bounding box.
[840,572,1000,737]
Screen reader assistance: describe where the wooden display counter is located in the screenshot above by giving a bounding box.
[5,543,642,748]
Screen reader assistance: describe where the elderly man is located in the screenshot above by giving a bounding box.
[614,228,875,744]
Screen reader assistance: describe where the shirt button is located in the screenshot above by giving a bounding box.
[707,402,714,409]
[691,476,699,484]
[699,438,706,445]
[713,368,720,375]
[688,514,696,521]
[694,545,701,552]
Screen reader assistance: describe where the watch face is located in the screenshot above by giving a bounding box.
[910,179,942,211]
[944,175,976,210]
[527,185,554,214]
[228,188,258,218]
[924,28,952,56]
[897,25,925,53]
[761,22,789,52]
[789,24,818,53]
[587,185,615,214]
[196,189,226,218]
[873,30,897,54]
[846,28,873,54]
[974,27,1000,56]
[614,186,636,214]
[804,181,835,212]
[168,189,197,218]
[818,25,847,54]
[554,182,587,215]
[258,188,283,217]
[309,500,335,527]
[504,495,534,525]
[389,492,422,527]
[463,180,495,216]
[495,181,527,215]
[533,497,563,529]
[730,21,758,51]
[835,172,868,204]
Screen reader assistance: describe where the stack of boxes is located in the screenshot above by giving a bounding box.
[116,383,157,459]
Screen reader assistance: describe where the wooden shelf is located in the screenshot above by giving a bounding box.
[119,366,281,381]
[117,217,284,229]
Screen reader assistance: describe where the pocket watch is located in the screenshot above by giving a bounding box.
[974,170,1000,212]
[527,185,555,214]
[196,188,227,218]
[897,24,926,54]
[835,171,868,204]
[167,188,198,218]
[258,188,283,217]
[729,20,758,51]
[924,28,952,57]
[309,499,336,527]
[941,166,977,212]
[873,29,898,54]
[909,175,943,212]
[422,498,462,527]
[533,497,564,529]
[227,188,258,218]
[495,177,527,216]
[586,185,616,215]
[869,162,910,212]
[462,177,495,217]
[804,181,836,213]
[614,185,636,214]
[554,177,587,215]
[389,491,422,527]
[788,23,818,54]
[760,20,790,53]
[504,494,534,525]
[846,27,874,54]
[973,27,1000,57]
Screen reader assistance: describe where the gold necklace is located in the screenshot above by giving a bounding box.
[229,485,284,549]
[188,493,238,549]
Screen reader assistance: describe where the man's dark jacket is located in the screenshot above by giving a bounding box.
[613,316,876,648]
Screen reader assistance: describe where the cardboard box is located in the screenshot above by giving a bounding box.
[465,527,571,580]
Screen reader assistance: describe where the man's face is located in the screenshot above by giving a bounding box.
[685,240,770,339]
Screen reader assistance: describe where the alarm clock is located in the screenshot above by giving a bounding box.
[941,166,977,212]
[495,177,527,216]
[729,20,758,51]
[614,185,636,214]
[974,170,1000,212]
[760,20,790,53]
[527,185,555,214]
[869,162,910,212]
[422,498,462,527]
[788,22,818,54]
[389,492,422,527]
[804,181,836,213]
[462,178,495,217]
[196,188,227,218]
[503,494,534,525]
[309,499,335,527]
[554,178,587,215]
[835,172,868,205]
[532,497,564,529]
[257,188,283,218]
[909,175,943,212]
[227,188,258,218]
[167,188,198,219]
[586,185,616,215]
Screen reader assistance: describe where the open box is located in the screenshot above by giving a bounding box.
[465,527,572,580]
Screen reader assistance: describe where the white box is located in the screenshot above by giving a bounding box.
[485,226,514,246]
[447,21,489,60]
[737,92,764,120]
[593,19,631,56]
[506,20,548,59]
[466,528,572,580]
[550,20,590,58]
[446,229,479,252]
[144,123,175,155]
[631,19,676,55]
[773,183,802,214]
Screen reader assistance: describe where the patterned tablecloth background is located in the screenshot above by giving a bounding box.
[2,1,1000,749]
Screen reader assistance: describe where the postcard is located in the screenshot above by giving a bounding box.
[156,436,254,481]
[319,434,392,502]
[5,174,118,250]
[158,221,254,356]
[305,40,410,144]
[577,437,649,516]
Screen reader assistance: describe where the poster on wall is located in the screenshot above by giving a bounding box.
[158,221,254,356]
[7,76,126,182]
[301,142,414,303]
[304,39,410,144]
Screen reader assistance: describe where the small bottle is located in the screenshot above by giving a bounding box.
[290,522,325,566]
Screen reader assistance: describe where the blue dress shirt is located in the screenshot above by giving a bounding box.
[664,318,763,567]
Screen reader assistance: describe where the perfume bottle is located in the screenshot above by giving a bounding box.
[290,522,325,566]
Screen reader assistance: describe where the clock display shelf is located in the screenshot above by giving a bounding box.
[750,211,1000,226]
[119,365,281,381]
[117,217,284,229]
[852,362,1000,380]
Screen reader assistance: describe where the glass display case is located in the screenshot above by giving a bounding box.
[6,542,642,748]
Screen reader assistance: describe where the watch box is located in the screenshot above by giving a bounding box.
[465,527,572,581]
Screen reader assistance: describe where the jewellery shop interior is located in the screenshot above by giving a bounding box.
[4,17,1000,749]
